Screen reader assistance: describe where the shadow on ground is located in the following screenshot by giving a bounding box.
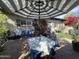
[55,40,79,59]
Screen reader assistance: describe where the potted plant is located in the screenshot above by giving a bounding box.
[72,30,79,52]
[0,10,8,52]
[64,16,79,52]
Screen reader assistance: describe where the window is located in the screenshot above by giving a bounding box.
[16,19,32,26]
[16,19,26,26]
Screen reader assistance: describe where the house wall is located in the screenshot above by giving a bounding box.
[47,19,65,32]
[7,15,33,31]
[6,15,66,32]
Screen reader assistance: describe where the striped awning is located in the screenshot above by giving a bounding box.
[0,0,79,19]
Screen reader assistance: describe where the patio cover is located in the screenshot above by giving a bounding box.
[0,0,79,19]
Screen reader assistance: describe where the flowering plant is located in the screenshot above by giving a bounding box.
[64,16,79,42]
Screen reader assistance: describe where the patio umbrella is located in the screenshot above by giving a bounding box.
[0,0,79,19]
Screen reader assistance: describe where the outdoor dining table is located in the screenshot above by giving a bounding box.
[26,36,59,59]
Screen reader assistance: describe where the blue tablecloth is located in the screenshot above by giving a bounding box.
[27,36,59,59]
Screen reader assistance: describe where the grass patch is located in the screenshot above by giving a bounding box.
[57,32,73,39]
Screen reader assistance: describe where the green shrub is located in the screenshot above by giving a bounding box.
[0,10,8,45]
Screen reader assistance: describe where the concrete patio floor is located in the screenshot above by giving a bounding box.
[0,39,79,59]
[0,40,24,59]
[56,44,79,59]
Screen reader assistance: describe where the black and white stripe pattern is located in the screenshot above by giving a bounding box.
[0,0,79,19]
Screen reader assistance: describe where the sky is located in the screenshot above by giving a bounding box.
[74,5,79,16]
[56,5,79,19]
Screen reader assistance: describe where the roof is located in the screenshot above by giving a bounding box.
[0,0,79,19]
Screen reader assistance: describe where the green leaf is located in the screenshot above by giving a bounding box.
[0,10,8,35]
